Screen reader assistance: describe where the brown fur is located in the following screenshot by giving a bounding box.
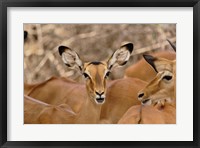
[25,77,103,123]
[24,95,76,124]
[25,76,146,124]
[100,77,147,123]
[119,56,176,124]
[125,51,176,82]
[118,103,176,124]
[25,43,134,124]
[138,58,176,105]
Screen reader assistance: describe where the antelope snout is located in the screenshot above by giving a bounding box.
[95,91,104,96]
[95,91,105,104]
[138,92,152,105]
[138,92,144,100]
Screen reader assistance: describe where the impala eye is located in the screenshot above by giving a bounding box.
[105,71,110,78]
[83,73,89,79]
[163,75,172,81]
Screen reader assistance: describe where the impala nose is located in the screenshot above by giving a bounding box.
[95,91,105,104]
[95,91,104,96]
[138,93,144,99]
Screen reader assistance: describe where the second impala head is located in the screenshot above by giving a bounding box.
[138,54,176,106]
[58,43,134,104]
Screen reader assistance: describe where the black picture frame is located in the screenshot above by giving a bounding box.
[0,0,199,148]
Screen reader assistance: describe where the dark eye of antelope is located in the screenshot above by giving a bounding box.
[83,73,90,79]
[163,75,172,81]
[105,71,110,78]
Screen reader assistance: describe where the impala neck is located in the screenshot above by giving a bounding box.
[76,95,102,124]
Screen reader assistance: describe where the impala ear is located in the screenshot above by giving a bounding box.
[107,43,134,70]
[143,54,173,73]
[143,54,158,73]
[24,31,28,40]
[58,46,83,72]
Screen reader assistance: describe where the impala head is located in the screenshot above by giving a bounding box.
[58,43,133,104]
[138,54,176,106]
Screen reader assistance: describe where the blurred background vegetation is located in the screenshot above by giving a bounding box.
[24,24,176,84]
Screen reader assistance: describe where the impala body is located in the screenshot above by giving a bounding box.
[118,103,176,124]
[118,56,176,124]
[119,40,176,124]
[24,95,76,124]
[100,77,146,123]
[25,43,134,123]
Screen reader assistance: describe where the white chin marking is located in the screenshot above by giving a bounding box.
[142,99,152,106]
[146,100,152,105]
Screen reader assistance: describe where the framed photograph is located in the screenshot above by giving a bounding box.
[0,0,199,147]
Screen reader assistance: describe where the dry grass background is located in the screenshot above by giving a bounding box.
[24,24,176,84]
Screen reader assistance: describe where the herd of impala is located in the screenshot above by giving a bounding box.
[24,35,176,124]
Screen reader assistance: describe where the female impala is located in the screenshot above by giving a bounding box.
[138,39,176,106]
[25,43,134,123]
[138,54,176,106]
[124,40,176,82]
[118,52,176,124]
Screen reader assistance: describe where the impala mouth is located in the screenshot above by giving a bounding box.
[95,94,105,104]
[96,97,105,104]
[141,99,152,105]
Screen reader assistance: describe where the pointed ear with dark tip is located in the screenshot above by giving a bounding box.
[167,39,176,52]
[107,43,134,70]
[58,46,83,72]
[24,31,28,40]
[143,54,158,73]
